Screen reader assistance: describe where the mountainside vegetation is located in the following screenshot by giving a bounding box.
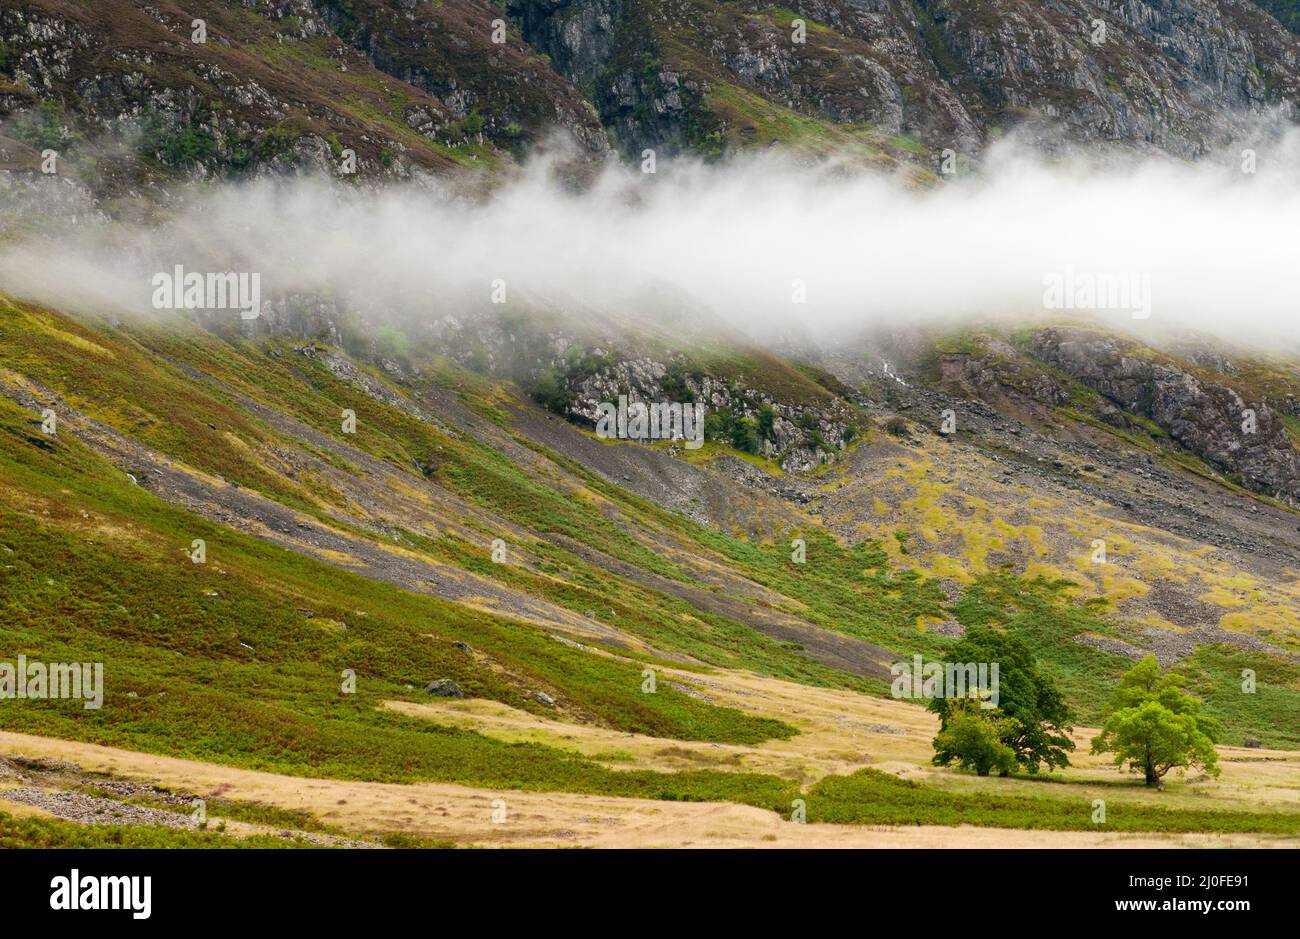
[2,0,1300,849]
[2,289,1300,845]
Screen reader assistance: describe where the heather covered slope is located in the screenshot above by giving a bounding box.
[1,293,1299,845]
[0,0,604,208]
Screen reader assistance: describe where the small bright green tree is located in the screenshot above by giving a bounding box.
[932,699,1017,777]
[1090,656,1221,787]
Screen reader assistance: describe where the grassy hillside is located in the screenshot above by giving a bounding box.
[2,294,1299,845]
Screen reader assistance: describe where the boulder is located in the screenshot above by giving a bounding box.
[424,679,464,698]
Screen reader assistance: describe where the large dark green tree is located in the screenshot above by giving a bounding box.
[929,627,1074,775]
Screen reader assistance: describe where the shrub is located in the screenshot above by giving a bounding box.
[258,126,301,160]
[731,416,761,454]
[374,326,410,362]
[140,116,216,167]
[660,360,699,403]
[531,366,569,415]
[932,701,1017,776]
[13,99,76,151]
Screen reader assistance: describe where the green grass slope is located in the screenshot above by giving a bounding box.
[1,296,1298,840]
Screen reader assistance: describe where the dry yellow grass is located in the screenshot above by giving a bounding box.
[3,654,1296,848]
[3,730,1293,848]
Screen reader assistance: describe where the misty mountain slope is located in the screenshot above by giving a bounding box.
[875,322,1300,511]
[3,293,1300,759]
[6,0,1300,225]
[307,0,608,155]
[3,286,1300,848]
[0,0,546,209]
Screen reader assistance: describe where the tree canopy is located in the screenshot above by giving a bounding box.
[929,627,1074,775]
[1090,656,1221,787]
[931,699,1017,777]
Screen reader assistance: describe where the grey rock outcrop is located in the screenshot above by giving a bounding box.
[1034,327,1300,502]
[424,678,465,697]
[511,0,1300,160]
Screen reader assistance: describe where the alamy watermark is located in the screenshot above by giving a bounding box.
[0,656,103,709]
[151,265,261,320]
[890,655,1000,709]
[594,395,705,450]
[1043,266,1151,320]
[50,869,150,919]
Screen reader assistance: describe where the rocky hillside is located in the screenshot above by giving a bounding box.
[2,289,1300,846]
[512,0,1300,160]
[3,1,1300,851]
[4,0,1300,215]
[0,0,602,215]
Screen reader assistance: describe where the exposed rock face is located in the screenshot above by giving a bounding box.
[510,0,720,156]
[925,0,1300,155]
[563,355,856,471]
[1034,327,1300,502]
[938,350,1068,408]
[308,0,609,155]
[419,307,859,470]
[509,0,979,157]
[4,0,1300,194]
[512,0,1300,159]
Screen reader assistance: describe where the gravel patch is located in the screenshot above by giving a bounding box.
[1071,634,1148,660]
[928,620,966,638]
[1140,625,1291,666]
[2,787,195,829]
